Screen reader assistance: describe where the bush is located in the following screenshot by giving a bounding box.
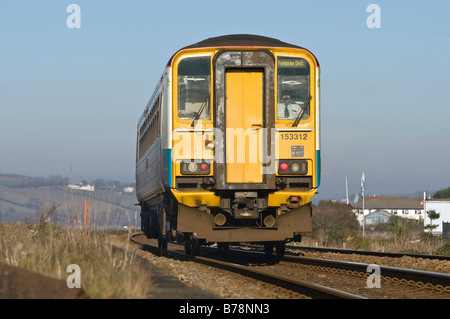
[434,243,450,256]
[312,201,360,246]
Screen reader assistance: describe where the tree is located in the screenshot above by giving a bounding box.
[425,209,440,232]
[433,187,450,199]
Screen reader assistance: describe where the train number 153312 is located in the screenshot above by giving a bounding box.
[280,133,307,140]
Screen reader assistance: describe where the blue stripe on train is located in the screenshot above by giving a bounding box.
[316,150,321,187]
[163,148,172,188]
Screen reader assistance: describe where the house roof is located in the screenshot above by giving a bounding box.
[426,198,450,203]
[350,196,423,210]
[366,210,392,218]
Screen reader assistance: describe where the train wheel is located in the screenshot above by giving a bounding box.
[275,242,286,257]
[184,234,200,256]
[264,242,274,256]
[158,235,168,250]
[184,239,200,256]
[191,237,200,256]
[184,239,192,255]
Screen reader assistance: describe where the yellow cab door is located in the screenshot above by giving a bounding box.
[225,70,263,183]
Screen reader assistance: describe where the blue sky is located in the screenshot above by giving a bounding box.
[1,1,449,200]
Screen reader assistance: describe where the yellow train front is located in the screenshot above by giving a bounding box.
[136,35,320,256]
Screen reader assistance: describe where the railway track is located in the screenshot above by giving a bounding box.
[130,233,366,299]
[286,244,450,261]
[281,254,450,288]
[129,233,450,299]
[230,245,450,298]
[237,244,450,285]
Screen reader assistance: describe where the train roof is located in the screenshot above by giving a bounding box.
[168,34,319,66]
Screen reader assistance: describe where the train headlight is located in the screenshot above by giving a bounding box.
[291,163,300,172]
[187,162,198,173]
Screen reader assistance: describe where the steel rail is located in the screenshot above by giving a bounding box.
[282,254,450,288]
[289,245,450,261]
[129,233,367,299]
[193,255,367,299]
[226,244,450,288]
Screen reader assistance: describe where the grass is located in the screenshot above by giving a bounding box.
[301,232,449,256]
[0,204,150,299]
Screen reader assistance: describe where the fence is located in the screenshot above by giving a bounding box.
[443,222,450,242]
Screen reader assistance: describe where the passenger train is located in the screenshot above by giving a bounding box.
[136,34,320,256]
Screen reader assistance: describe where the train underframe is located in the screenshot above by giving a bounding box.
[140,189,312,257]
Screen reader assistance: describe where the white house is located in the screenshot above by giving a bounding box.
[123,187,135,193]
[68,184,95,192]
[350,196,425,226]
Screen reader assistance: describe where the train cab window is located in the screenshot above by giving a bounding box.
[277,57,310,120]
[178,56,211,120]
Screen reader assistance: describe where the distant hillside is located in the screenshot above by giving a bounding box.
[0,174,139,229]
[0,173,69,188]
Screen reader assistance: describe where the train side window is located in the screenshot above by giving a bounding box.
[178,56,211,120]
[277,57,310,120]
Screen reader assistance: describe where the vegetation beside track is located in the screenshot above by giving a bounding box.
[306,200,449,256]
[0,205,149,298]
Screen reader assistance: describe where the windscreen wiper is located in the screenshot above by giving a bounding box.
[292,95,312,127]
[191,95,210,128]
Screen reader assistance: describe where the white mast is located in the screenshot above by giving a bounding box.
[361,170,365,237]
[345,175,349,205]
